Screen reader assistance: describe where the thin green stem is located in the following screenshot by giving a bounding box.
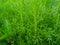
[31,0,37,36]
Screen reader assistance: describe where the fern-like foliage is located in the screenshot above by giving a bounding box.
[0,0,60,45]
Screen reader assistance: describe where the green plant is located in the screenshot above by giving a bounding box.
[0,0,60,45]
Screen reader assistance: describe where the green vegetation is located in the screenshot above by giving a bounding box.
[0,0,60,45]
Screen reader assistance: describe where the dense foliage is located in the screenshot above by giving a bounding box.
[0,0,60,45]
